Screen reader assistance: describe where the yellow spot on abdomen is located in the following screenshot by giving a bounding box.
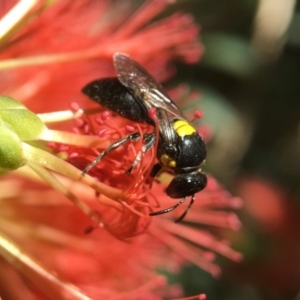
[173,120,196,137]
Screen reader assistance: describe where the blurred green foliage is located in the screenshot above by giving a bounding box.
[161,1,300,300]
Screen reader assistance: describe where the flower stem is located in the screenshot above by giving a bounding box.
[40,129,110,148]
[22,142,125,202]
[0,0,37,46]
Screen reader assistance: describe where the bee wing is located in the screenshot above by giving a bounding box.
[113,53,186,120]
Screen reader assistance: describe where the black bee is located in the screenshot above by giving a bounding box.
[82,53,207,221]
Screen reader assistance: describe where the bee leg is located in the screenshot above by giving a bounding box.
[149,196,187,216]
[149,163,162,178]
[126,133,156,174]
[82,132,141,175]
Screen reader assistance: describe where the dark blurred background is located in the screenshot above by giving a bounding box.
[155,0,300,299]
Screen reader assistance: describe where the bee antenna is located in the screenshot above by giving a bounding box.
[175,195,195,223]
[149,197,187,216]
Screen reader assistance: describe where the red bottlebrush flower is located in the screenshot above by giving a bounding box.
[0,0,203,112]
[0,0,241,299]
[57,89,243,275]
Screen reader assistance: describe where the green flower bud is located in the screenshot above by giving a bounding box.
[0,123,25,170]
[0,96,47,141]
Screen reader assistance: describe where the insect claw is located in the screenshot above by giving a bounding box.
[126,166,133,175]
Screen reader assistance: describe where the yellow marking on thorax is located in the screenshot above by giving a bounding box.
[160,154,176,168]
[173,120,196,137]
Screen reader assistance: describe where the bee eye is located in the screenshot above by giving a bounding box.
[166,172,207,198]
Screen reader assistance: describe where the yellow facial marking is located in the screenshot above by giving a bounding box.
[161,154,176,168]
[173,120,196,137]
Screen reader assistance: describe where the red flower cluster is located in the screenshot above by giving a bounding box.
[0,1,241,299]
